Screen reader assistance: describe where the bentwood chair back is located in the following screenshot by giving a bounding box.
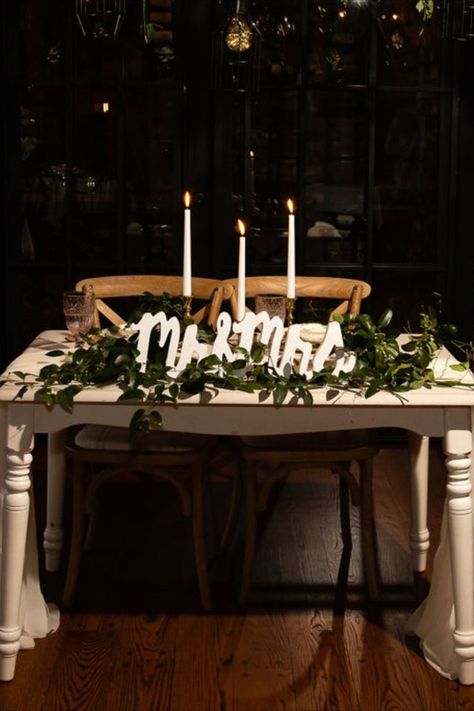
[76,274,231,329]
[224,275,379,603]
[224,275,371,321]
[56,275,231,611]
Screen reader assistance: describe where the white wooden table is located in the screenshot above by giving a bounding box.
[1,331,474,682]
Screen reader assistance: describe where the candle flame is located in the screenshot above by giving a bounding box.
[237,219,246,236]
[287,198,295,214]
[184,191,191,208]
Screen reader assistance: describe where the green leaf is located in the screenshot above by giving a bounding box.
[35,387,56,408]
[450,363,469,373]
[148,410,163,429]
[250,341,265,362]
[13,371,27,380]
[117,389,145,401]
[273,383,288,406]
[169,383,179,399]
[377,309,393,329]
[46,350,65,357]
[365,380,381,399]
[57,388,74,413]
[114,353,131,366]
[198,354,221,368]
[15,384,29,400]
[180,378,205,395]
[231,359,247,371]
[129,408,146,436]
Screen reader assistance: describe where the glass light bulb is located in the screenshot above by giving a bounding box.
[225,14,253,52]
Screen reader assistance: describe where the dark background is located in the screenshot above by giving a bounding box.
[1,0,474,368]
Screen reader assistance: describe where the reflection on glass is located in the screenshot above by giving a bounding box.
[374,92,439,263]
[371,271,438,328]
[376,0,442,86]
[307,0,369,84]
[304,90,367,265]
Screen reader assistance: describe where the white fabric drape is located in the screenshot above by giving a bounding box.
[408,501,458,679]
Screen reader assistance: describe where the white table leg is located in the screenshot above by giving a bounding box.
[0,406,34,681]
[408,431,430,572]
[445,410,474,685]
[43,430,66,572]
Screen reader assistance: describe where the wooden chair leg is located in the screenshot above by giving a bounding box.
[239,459,258,605]
[192,462,213,611]
[359,458,380,601]
[338,475,352,551]
[219,468,241,553]
[62,460,86,608]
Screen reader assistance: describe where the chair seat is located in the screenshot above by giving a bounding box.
[75,425,212,453]
[240,429,375,452]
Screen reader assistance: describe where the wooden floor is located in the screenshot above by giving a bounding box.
[1,440,474,711]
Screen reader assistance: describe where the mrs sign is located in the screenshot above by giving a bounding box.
[131,310,356,377]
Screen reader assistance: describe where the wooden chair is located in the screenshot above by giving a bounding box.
[59,275,232,611]
[223,275,380,603]
[76,274,229,329]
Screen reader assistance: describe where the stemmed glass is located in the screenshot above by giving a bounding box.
[62,290,95,341]
[254,295,287,323]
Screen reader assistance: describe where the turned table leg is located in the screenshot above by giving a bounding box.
[43,430,66,572]
[0,405,34,681]
[408,432,430,572]
[445,410,474,685]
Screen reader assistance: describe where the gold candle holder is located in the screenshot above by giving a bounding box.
[286,297,296,327]
[182,295,193,320]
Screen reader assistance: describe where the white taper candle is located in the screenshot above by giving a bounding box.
[183,191,192,297]
[287,198,295,299]
[237,219,246,321]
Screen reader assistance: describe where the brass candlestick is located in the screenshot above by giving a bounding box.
[286,297,296,327]
[182,295,193,320]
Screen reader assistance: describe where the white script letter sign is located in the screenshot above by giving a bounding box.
[130,310,356,380]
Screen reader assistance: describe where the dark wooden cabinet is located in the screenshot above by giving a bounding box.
[1,0,471,367]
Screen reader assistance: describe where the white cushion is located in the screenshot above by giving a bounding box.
[74,425,210,453]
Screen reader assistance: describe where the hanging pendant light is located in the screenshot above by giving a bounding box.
[224,4,254,52]
[214,0,261,91]
[75,0,126,39]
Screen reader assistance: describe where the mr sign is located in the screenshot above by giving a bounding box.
[130,311,356,380]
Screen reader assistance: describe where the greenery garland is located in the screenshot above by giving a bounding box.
[1,294,472,435]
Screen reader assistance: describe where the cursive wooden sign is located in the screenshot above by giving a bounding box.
[130,311,356,379]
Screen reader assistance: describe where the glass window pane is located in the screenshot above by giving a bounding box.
[19,269,66,345]
[370,271,441,328]
[21,0,66,84]
[253,0,300,88]
[377,0,444,86]
[127,0,177,82]
[304,89,367,266]
[248,89,298,272]
[21,88,67,262]
[373,92,439,263]
[71,88,119,263]
[307,0,370,85]
[124,87,179,270]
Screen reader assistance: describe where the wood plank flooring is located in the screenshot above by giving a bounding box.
[1,440,473,711]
